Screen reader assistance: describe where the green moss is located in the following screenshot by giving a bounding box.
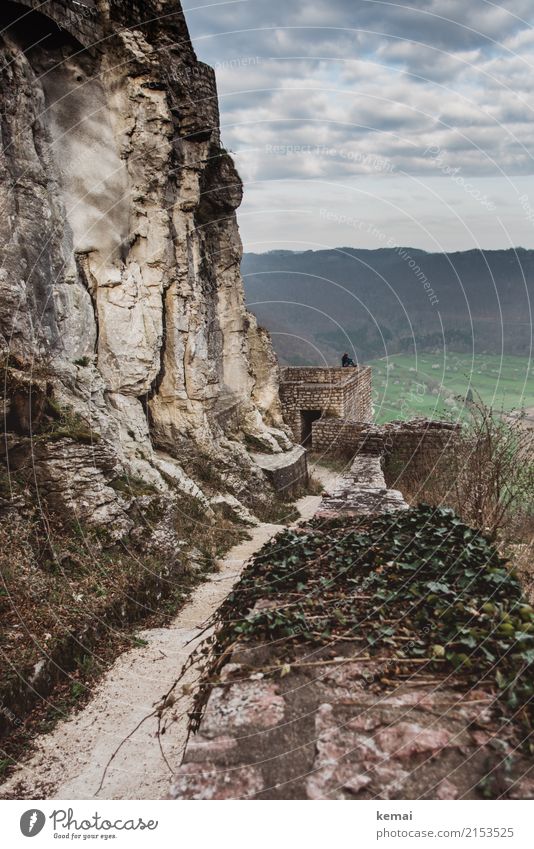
[39,402,98,444]
[253,497,300,525]
[109,475,158,497]
[244,433,271,453]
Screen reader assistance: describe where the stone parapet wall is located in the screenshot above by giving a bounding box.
[282,366,352,384]
[311,418,384,456]
[315,453,407,518]
[280,366,373,443]
[310,417,459,473]
[170,657,531,800]
[344,367,372,421]
[382,419,460,485]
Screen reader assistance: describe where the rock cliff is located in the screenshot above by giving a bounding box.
[0,0,294,533]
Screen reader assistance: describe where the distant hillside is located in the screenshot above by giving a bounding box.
[242,248,534,364]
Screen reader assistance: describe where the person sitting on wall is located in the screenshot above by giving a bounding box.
[341,352,356,367]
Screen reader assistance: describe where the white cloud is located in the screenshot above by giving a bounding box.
[185,0,534,248]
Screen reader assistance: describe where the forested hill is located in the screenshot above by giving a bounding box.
[242,248,534,364]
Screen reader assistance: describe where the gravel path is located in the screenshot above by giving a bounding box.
[1,465,337,800]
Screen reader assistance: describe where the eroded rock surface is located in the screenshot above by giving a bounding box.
[0,0,292,528]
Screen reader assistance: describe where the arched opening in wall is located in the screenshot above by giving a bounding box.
[300,409,323,446]
[0,2,78,52]
[0,1,94,92]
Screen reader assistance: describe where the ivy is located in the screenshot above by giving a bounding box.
[190,505,534,743]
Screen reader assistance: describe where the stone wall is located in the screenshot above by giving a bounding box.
[315,453,407,517]
[280,367,372,443]
[281,367,351,384]
[310,417,459,475]
[170,465,533,800]
[311,418,383,456]
[250,446,308,497]
[170,653,532,800]
[382,419,460,486]
[344,367,373,421]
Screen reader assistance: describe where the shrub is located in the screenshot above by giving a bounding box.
[397,402,534,542]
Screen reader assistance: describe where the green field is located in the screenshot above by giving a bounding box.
[366,353,534,423]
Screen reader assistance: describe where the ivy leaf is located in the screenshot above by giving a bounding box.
[426,581,452,594]
[496,670,507,689]
[459,634,477,649]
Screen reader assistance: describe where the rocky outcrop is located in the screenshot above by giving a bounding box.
[0,0,292,531]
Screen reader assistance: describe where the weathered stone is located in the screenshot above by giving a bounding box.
[199,681,285,739]
[435,779,460,800]
[0,0,293,528]
[374,722,451,760]
[169,763,263,800]
[251,445,308,496]
[509,778,534,799]
[317,454,408,518]
[184,735,237,763]
[210,494,258,525]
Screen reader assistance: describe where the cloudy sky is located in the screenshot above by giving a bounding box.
[183,0,534,253]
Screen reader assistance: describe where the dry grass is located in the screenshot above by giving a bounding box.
[0,509,182,684]
[387,404,534,599]
[390,403,534,544]
[308,451,350,475]
[174,492,250,562]
[0,476,251,762]
[307,474,325,495]
[0,502,217,776]
[512,540,534,605]
[253,498,300,525]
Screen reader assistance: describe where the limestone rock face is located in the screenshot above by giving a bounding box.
[0,0,291,527]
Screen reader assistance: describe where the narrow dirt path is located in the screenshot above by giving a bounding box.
[1,464,338,800]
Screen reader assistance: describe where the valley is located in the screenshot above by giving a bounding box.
[367,353,534,423]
